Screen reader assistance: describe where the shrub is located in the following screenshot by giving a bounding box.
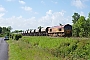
[15,34,22,40]
[0,34,4,37]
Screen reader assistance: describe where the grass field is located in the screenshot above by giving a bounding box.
[7,36,90,60]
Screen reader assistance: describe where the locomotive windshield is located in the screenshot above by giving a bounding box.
[64,25,72,30]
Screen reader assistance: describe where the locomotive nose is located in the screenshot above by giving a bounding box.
[66,30,70,34]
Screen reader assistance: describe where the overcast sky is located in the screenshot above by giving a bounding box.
[0,0,90,31]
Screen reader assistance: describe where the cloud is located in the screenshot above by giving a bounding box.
[6,0,15,2]
[21,6,38,14]
[82,0,89,2]
[0,13,5,17]
[38,10,70,27]
[0,10,72,30]
[72,10,85,16]
[41,1,45,5]
[46,10,52,15]
[21,6,32,12]
[34,12,38,14]
[51,1,58,4]
[0,5,6,12]
[19,0,26,5]
[72,0,85,9]
[80,11,85,16]
[0,16,37,30]
[0,5,6,17]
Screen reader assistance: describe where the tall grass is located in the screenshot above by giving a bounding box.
[7,36,90,60]
[7,38,59,60]
[22,36,78,49]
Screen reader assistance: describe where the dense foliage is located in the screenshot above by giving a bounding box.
[14,34,22,40]
[0,26,12,37]
[12,30,23,33]
[72,12,90,37]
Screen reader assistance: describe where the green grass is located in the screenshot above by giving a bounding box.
[7,36,90,60]
[7,37,59,60]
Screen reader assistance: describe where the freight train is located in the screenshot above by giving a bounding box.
[22,24,72,37]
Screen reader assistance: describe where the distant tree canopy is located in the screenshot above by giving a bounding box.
[72,12,90,37]
[0,27,2,34]
[59,23,63,26]
[38,26,43,29]
[72,13,80,24]
[0,26,12,37]
[7,26,12,32]
[12,30,23,33]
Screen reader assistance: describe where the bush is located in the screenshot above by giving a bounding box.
[15,34,22,40]
[0,34,4,37]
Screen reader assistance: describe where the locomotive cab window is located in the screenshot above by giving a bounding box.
[58,28,62,31]
[50,29,52,32]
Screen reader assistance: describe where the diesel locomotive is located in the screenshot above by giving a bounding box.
[48,24,72,37]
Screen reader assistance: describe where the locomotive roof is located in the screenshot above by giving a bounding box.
[49,24,71,29]
[50,25,64,29]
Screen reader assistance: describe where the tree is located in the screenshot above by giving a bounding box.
[38,26,43,29]
[0,26,12,37]
[86,12,90,37]
[72,12,90,37]
[72,13,80,37]
[2,27,7,34]
[14,34,22,40]
[12,30,22,33]
[88,12,90,18]
[59,23,63,26]
[7,26,12,32]
[18,30,23,32]
[75,16,86,37]
[72,13,80,24]
[72,24,79,37]
[0,27,2,34]
[30,29,33,31]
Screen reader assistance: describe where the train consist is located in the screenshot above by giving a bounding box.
[22,24,72,37]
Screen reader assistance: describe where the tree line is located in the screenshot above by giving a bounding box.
[0,26,12,37]
[72,12,90,37]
